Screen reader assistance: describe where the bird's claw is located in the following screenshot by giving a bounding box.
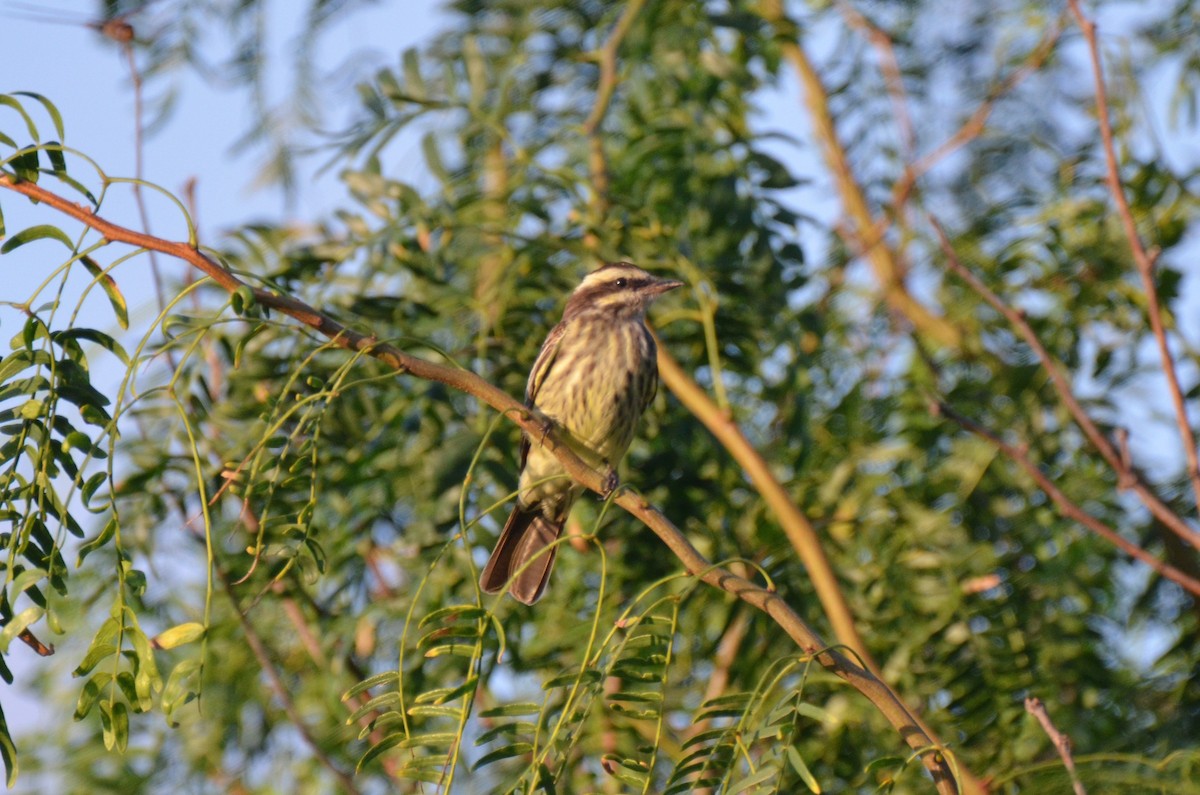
[600,466,620,499]
[530,411,555,446]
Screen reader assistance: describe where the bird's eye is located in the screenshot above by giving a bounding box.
[614,278,628,288]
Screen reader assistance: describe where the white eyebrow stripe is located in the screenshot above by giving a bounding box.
[576,265,649,292]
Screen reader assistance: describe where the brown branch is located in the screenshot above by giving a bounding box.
[891,16,1064,212]
[934,401,1200,598]
[0,173,964,795]
[1067,0,1200,518]
[17,628,54,656]
[757,0,961,350]
[275,582,404,780]
[838,3,915,158]
[1024,697,1087,795]
[217,567,361,794]
[657,345,876,664]
[930,217,1200,551]
[582,0,646,222]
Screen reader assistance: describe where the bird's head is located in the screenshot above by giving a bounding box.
[563,262,685,321]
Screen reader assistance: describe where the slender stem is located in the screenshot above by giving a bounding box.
[1067,0,1200,518]
[1024,697,1088,795]
[217,566,361,794]
[0,173,963,795]
[935,401,1200,598]
[931,216,1200,550]
[582,0,647,220]
[757,0,961,349]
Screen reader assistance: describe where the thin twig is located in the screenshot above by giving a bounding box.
[274,581,404,779]
[0,173,963,795]
[890,14,1064,213]
[687,608,750,741]
[17,628,54,656]
[838,3,915,158]
[930,216,1200,550]
[1024,696,1087,795]
[217,567,362,794]
[934,401,1200,598]
[582,0,647,225]
[1067,0,1200,517]
[757,0,960,348]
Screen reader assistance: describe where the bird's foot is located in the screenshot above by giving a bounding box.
[529,410,555,447]
[600,465,620,499]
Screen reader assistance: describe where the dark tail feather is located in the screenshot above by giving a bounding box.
[480,507,564,605]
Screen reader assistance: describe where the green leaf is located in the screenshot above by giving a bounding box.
[0,224,73,253]
[126,623,162,706]
[343,670,399,701]
[418,604,487,627]
[0,95,39,141]
[419,677,478,705]
[475,720,535,746]
[73,673,110,721]
[729,762,781,793]
[0,701,17,787]
[110,701,129,753]
[151,622,205,650]
[0,350,52,384]
[346,691,403,725]
[404,704,459,719]
[73,617,121,676]
[787,747,822,793]
[11,92,64,140]
[79,257,128,330]
[0,607,43,653]
[478,702,542,719]
[9,567,47,596]
[543,668,603,689]
[77,516,117,564]
[52,328,130,365]
[473,742,533,769]
[356,733,405,772]
[162,659,202,722]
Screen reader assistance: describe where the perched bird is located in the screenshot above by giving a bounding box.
[480,262,684,604]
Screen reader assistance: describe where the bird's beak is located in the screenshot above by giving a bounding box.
[647,278,685,295]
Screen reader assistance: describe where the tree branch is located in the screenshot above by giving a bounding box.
[757,0,961,349]
[0,173,963,795]
[656,344,876,665]
[1024,697,1087,795]
[1067,0,1200,518]
[933,401,1200,598]
[930,216,1200,551]
[582,0,646,221]
[217,566,361,794]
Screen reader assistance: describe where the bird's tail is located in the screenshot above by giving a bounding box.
[480,507,564,605]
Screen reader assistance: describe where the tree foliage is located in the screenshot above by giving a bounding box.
[1,0,1200,792]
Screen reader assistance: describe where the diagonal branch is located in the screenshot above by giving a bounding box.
[1024,697,1088,795]
[934,401,1200,598]
[582,0,647,220]
[930,216,1200,551]
[0,172,963,795]
[890,15,1064,213]
[216,566,362,794]
[758,0,961,349]
[1067,0,1200,518]
[657,345,875,663]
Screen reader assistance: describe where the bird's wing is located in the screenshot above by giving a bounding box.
[519,319,568,470]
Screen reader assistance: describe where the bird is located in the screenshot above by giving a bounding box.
[480,262,684,604]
